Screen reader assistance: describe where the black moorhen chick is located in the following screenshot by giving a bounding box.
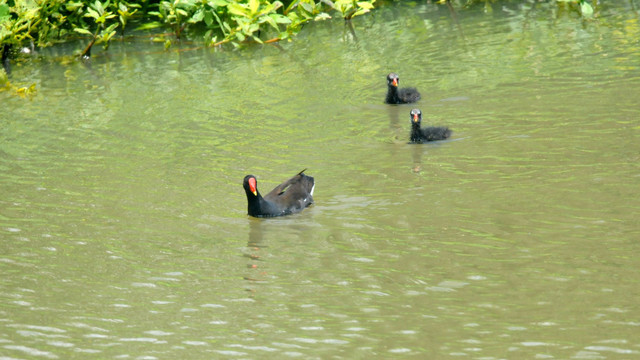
[385,73,421,104]
[409,109,451,143]
[243,170,315,218]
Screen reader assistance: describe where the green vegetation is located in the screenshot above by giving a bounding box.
[1,66,36,97]
[0,0,599,63]
[0,0,600,97]
[0,0,376,60]
[557,0,595,17]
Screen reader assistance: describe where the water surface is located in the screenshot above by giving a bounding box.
[2,2,640,358]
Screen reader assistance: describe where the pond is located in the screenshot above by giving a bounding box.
[2,1,640,358]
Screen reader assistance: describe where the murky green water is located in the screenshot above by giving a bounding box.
[2,2,640,358]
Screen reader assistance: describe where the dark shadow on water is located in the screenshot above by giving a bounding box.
[387,105,402,129]
[244,218,269,296]
[2,44,11,74]
[247,214,316,248]
[78,53,113,92]
[345,20,359,43]
[244,214,317,296]
[409,137,461,174]
[248,218,268,248]
[444,0,467,45]
[410,143,425,173]
[242,214,319,299]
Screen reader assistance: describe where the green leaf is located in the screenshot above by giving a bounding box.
[285,0,299,14]
[249,0,260,15]
[0,4,10,19]
[263,15,279,30]
[101,30,116,42]
[228,3,248,17]
[212,11,226,33]
[180,0,198,8]
[204,10,214,27]
[580,2,594,16]
[287,12,300,22]
[85,8,100,19]
[104,23,118,33]
[334,0,350,13]
[190,8,205,23]
[314,12,331,21]
[271,13,291,24]
[272,1,284,12]
[134,21,164,30]
[248,23,260,33]
[251,34,263,44]
[236,16,249,26]
[93,0,104,15]
[66,2,84,12]
[211,0,229,7]
[74,27,94,35]
[357,1,375,10]
[352,9,369,17]
[300,2,314,13]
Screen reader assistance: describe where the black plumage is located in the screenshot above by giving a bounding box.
[409,109,451,143]
[385,72,421,104]
[242,170,315,217]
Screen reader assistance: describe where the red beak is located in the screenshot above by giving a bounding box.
[248,177,257,196]
[392,78,398,87]
[413,114,419,122]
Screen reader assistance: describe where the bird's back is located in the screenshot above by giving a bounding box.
[398,87,421,103]
[421,126,451,141]
[263,171,315,213]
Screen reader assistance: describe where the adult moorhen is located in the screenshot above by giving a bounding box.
[385,72,421,104]
[242,169,315,218]
[409,109,452,143]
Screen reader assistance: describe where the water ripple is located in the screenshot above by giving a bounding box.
[1,2,639,360]
[3,345,58,359]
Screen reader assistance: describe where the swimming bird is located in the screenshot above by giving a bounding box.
[385,72,421,104]
[242,170,315,217]
[409,109,451,143]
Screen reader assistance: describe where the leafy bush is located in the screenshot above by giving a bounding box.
[0,0,596,62]
[0,0,377,59]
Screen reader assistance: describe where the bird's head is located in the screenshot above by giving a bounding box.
[243,175,258,196]
[387,73,399,87]
[410,109,422,125]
